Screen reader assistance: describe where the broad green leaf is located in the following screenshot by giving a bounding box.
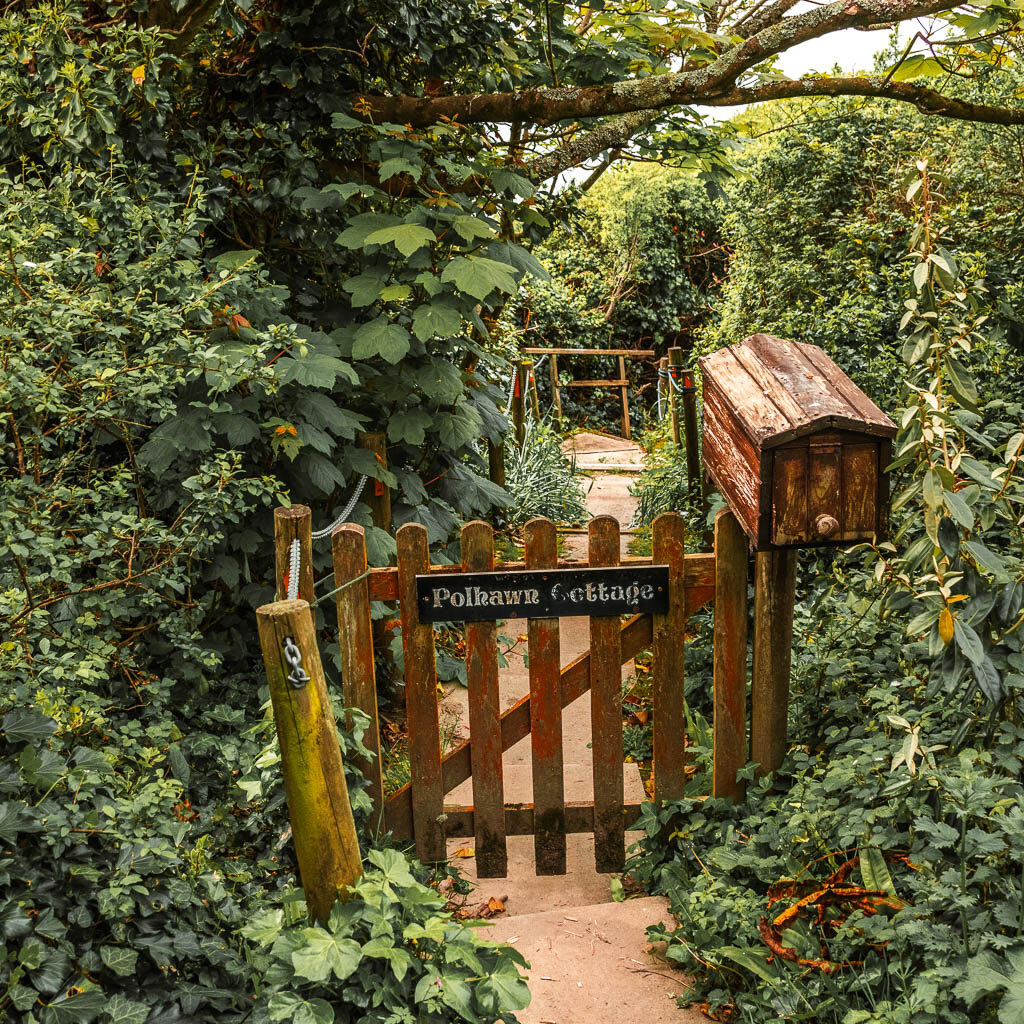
[936,516,960,559]
[922,468,942,509]
[269,991,335,1024]
[963,539,1008,576]
[973,655,1003,703]
[278,351,359,388]
[343,272,387,308]
[945,353,979,410]
[291,929,361,983]
[379,284,411,302]
[858,847,896,897]
[387,409,433,446]
[439,975,476,1019]
[412,302,462,341]
[336,213,402,249]
[717,945,776,983]
[440,255,518,301]
[2,708,57,744]
[377,156,421,181]
[100,945,138,977]
[452,215,495,242]
[363,223,436,257]
[891,54,946,81]
[42,988,107,1023]
[960,457,999,490]
[241,909,283,944]
[352,317,411,363]
[954,618,985,665]
[366,847,418,886]
[942,488,973,530]
[476,958,530,1013]
[104,994,149,1024]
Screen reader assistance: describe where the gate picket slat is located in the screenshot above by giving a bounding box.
[525,517,566,875]
[652,512,687,804]
[332,524,384,835]
[461,521,507,877]
[397,523,446,862]
[589,516,624,872]
[713,508,748,802]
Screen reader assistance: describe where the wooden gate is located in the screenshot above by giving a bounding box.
[327,508,749,878]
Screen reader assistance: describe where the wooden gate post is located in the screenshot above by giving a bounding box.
[357,431,391,532]
[527,359,541,422]
[256,599,362,923]
[679,364,702,500]
[332,524,385,835]
[513,361,529,447]
[713,508,748,802]
[618,354,631,440]
[751,550,797,777]
[274,505,315,604]
[667,347,682,447]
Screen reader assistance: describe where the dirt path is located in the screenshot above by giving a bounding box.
[440,431,703,1024]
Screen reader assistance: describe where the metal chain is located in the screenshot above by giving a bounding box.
[286,538,300,600]
[282,635,310,689]
[311,474,368,540]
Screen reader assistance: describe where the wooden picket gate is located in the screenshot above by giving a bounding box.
[316,506,751,879]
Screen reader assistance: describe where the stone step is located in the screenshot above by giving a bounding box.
[478,897,704,1024]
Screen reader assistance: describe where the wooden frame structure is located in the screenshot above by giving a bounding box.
[521,347,655,440]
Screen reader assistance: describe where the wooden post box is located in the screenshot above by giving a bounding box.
[700,334,896,550]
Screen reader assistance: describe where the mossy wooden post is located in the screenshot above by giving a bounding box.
[678,361,702,501]
[274,505,314,604]
[513,361,529,447]
[333,524,384,835]
[357,431,391,533]
[751,549,797,777]
[667,348,682,448]
[256,599,362,923]
[487,437,506,525]
[713,508,748,802]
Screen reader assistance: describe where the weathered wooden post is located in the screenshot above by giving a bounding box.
[712,508,748,801]
[678,364,702,500]
[513,360,529,447]
[357,431,391,533]
[548,353,563,430]
[667,347,682,447]
[256,599,362,922]
[700,334,896,777]
[274,505,314,604]
[527,359,541,422]
[333,524,385,835]
[617,354,631,440]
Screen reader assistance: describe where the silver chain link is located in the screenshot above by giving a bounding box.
[282,635,310,689]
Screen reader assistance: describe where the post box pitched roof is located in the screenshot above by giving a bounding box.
[699,334,896,448]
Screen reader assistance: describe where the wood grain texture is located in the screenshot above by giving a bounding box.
[256,599,362,922]
[666,352,681,447]
[461,521,506,878]
[396,523,445,862]
[652,512,687,805]
[274,505,315,604]
[589,516,624,872]
[713,509,748,802]
[751,548,797,778]
[841,443,878,539]
[522,347,656,357]
[525,517,565,875]
[332,524,384,835]
[771,447,808,545]
[513,362,528,447]
[563,378,630,388]
[549,354,562,428]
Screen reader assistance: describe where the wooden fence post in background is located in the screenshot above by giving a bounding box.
[667,348,682,448]
[274,504,314,604]
[462,521,507,877]
[487,438,506,526]
[332,524,385,835]
[396,522,446,863]
[357,431,391,533]
[256,598,362,923]
[618,354,631,440]
[514,361,529,447]
[679,363,702,501]
[589,515,624,871]
[652,512,687,805]
[525,516,565,875]
[548,354,563,430]
[712,508,748,802]
[751,549,797,777]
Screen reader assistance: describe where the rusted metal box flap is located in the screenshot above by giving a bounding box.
[699,334,896,449]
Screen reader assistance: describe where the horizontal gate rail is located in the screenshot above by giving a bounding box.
[441,800,646,839]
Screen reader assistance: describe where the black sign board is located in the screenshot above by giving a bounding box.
[416,565,670,623]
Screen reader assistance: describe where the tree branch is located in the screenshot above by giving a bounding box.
[355,0,964,126]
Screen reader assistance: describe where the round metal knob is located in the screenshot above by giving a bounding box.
[815,514,839,537]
